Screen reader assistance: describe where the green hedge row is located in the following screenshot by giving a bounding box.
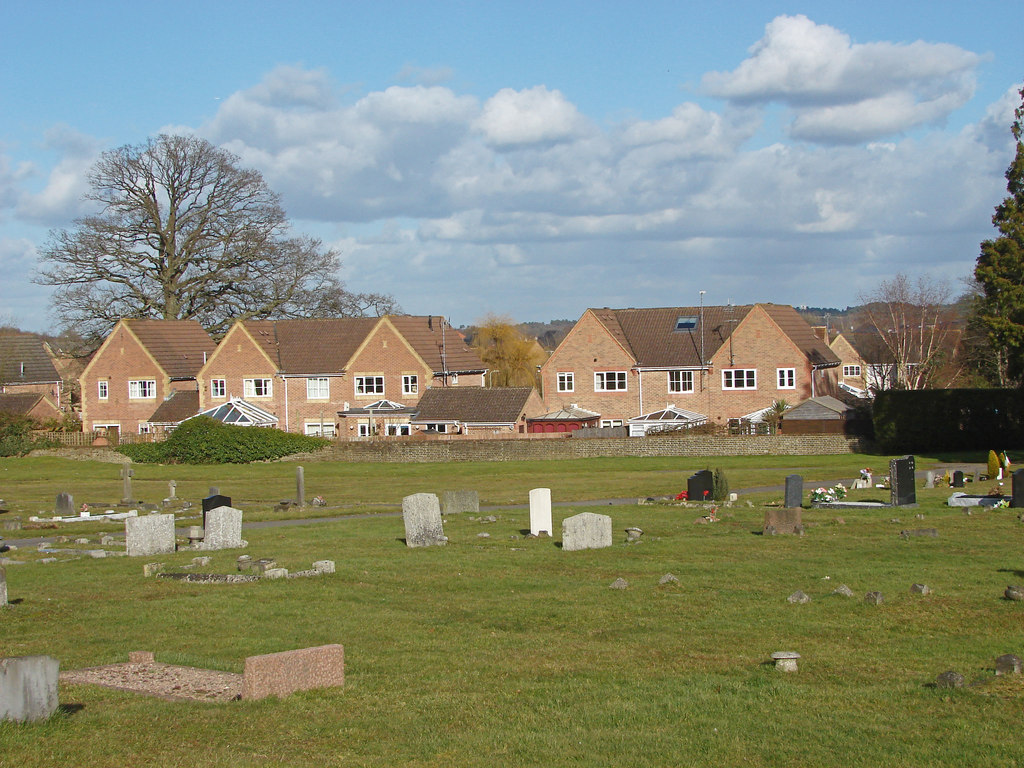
[873,388,1024,453]
[117,417,329,464]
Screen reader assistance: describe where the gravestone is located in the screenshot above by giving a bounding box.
[924,471,936,489]
[763,508,804,535]
[561,512,613,551]
[1012,469,1024,509]
[0,565,6,607]
[890,455,916,506]
[952,470,965,488]
[242,644,344,701]
[441,490,479,515]
[202,493,232,518]
[784,475,803,508]
[0,656,60,723]
[402,493,447,547]
[201,506,244,550]
[55,492,74,517]
[995,654,1022,675]
[529,488,552,536]
[687,470,714,501]
[125,514,176,557]
[168,480,177,500]
[296,466,305,508]
[120,465,134,504]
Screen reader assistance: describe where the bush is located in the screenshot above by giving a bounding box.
[712,467,730,501]
[0,415,58,457]
[117,417,330,464]
[988,449,1000,479]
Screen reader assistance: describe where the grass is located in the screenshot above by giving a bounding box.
[1,450,1022,766]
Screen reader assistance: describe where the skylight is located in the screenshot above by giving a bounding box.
[675,316,698,331]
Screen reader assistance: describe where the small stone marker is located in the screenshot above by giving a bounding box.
[0,565,6,606]
[192,556,211,567]
[561,512,613,551]
[833,584,855,597]
[687,470,714,502]
[787,590,810,604]
[241,644,344,701]
[864,591,884,605]
[312,560,335,574]
[952,470,965,488]
[1012,469,1024,509]
[659,573,679,585]
[771,651,800,672]
[168,480,176,500]
[142,562,164,577]
[890,455,916,506]
[0,655,59,723]
[609,577,629,589]
[125,514,176,557]
[201,506,244,550]
[442,490,479,515]
[402,493,447,548]
[935,670,964,689]
[995,654,1022,675]
[296,466,305,508]
[910,583,931,595]
[1004,585,1024,601]
[784,475,803,508]
[129,651,155,664]
[55,492,74,517]
[899,528,938,539]
[763,508,803,535]
[529,488,552,536]
[120,465,135,505]
[263,568,288,579]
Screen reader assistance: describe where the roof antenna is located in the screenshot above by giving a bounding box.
[699,291,706,366]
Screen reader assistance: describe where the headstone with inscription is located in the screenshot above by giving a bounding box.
[784,475,803,508]
[952,470,965,488]
[120,465,134,504]
[125,514,176,557]
[561,512,613,551]
[687,470,714,502]
[201,506,244,550]
[402,493,446,548]
[890,455,916,506]
[0,655,60,723]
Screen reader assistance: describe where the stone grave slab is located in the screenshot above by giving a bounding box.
[763,508,804,535]
[0,655,59,723]
[562,512,613,552]
[946,493,1006,508]
[529,488,552,536]
[441,490,479,515]
[125,514,176,557]
[402,493,446,547]
[242,644,344,700]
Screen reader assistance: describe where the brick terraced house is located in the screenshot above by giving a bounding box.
[0,334,63,410]
[540,304,841,430]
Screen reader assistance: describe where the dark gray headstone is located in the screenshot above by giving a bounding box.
[1012,469,1024,508]
[890,455,916,506]
[784,475,803,508]
[952,470,965,488]
[202,494,232,515]
[687,470,714,501]
[55,492,74,517]
[0,656,60,723]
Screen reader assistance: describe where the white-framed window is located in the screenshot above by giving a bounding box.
[128,379,156,399]
[210,379,226,398]
[595,371,627,392]
[776,368,796,389]
[357,423,371,437]
[668,371,694,394]
[138,422,151,434]
[600,419,624,428]
[422,423,448,433]
[243,378,273,398]
[355,376,385,395]
[402,375,418,396]
[307,377,330,399]
[722,369,757,390]
[386,424,411,436]
[557,372,575,392]
[450,373,459,385]
[843,364,862,377]
[97,381,109,400]
[304,422,336,437]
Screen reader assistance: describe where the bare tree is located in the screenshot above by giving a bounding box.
[35,134,397,340]
[858,274,960,389]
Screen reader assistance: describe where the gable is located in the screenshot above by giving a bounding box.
[388,316,486,373]
[0,335,61,384]
[758,305,840,367]
[124,320,216,378]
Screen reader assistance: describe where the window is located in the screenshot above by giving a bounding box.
[402,375,418,396]
[355,376,385,395]
[305,422,336,437]
[357,423,371,437]
[128,379,156,399]
[422,423,448,433]
[668,371,694,393]
[557,372,575,392]
[243,378,273,398]
[600,419,624,428]
[307,378,330,399]
[386,424,411,436]
[98,381,109,400]
[722,369,757,390]
[674,316,697,331]
[138,423,151,434]
[211,379,226,398]
[595,371,627,391]
[843,365,862,377]
[777,368,795,389]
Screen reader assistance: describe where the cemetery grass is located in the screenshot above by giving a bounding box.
[3,485,1023,766]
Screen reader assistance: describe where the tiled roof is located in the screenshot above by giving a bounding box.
[0,335,61,384]
[242,318,380,373]
[147,390,200,425]
[388,316,486,374]
[0,392,51,417]
[841,331,900,364]
[760,305,840,367]
[531,404,601,421]
[125,320,216,379]
[413,386,535,424]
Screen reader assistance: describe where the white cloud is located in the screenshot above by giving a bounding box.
[16,125,102,225]
[474,86,590,147]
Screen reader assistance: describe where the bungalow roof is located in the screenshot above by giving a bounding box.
[413,386,535,425]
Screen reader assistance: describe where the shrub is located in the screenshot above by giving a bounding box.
[712,467,729,501]
[117,417,329,464]
[0,415,58,457]
[988,450,1000,479]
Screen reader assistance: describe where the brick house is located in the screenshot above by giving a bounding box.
[0,392,62,425]
[828,330,902,395]
[0,335,63,410]
[78,319,216,437]
[410,386,545,436]
[540,304,840,429]
[196,316,486,437]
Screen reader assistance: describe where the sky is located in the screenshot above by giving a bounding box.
[2,1,1022,332]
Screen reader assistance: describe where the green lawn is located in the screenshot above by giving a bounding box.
[1,451,1022,767]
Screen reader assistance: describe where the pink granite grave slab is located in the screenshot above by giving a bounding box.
[241,644,344,700]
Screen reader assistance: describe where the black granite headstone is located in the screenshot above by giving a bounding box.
[1012,469,1024,509]
[890,455,916,506]
[784,474,803,508]
[687,470,714,501]
[202,493,232,513]
[952,471,964,488]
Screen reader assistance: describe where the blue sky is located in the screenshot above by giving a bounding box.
[2,1,1022,332]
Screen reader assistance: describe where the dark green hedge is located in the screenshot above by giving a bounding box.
[873,388,1024,453]
[0,415,58,457]
[117,417,329,464]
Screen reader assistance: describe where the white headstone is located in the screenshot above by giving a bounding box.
[201,506,244,550]
[125,514,176,557]
[0,655,60,723]
[529,488,552,536]
[402,493,447,547]
[561,512,613,551]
